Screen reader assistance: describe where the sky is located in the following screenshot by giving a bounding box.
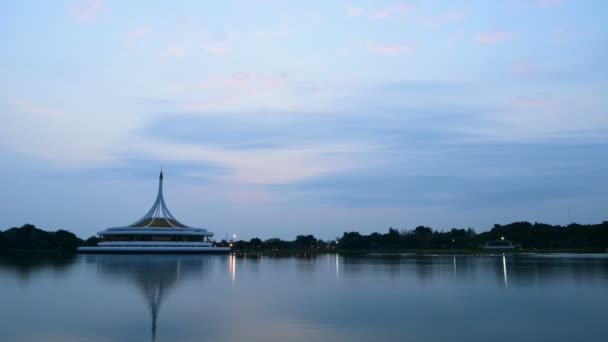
[1,0,607,240]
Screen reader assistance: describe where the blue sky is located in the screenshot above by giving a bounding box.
[1,0,606,240]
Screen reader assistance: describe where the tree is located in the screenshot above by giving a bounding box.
[295,235,317,249]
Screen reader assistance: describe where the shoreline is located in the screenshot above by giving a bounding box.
[230,248,607,255]
[1,247,607,257]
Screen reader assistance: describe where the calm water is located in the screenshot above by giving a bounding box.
[1,253,607,342]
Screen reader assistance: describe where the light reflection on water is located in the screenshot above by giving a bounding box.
[1,253,608,342]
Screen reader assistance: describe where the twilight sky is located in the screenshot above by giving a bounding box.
[1,0,607,240]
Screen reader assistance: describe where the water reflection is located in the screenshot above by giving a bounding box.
[336,254,339,280]
[0,253,76,284]
[90,255,211,341]
[2,253,608,342]
[502,254,509,287]
[336,253,608,286]
[229,253,236,284]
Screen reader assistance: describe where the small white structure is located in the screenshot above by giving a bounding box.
[483,240,515,250]
[78,168,231,254]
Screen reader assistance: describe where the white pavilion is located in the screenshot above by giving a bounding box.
[78,168,231,253]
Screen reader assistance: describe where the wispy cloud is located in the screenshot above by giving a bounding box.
[534,0,568,8]
[138,140,369,185]
[346,6,365,17]
[124,28,151,47]
[368,43,415,55]
[164,42,190,57]
[70,0,103,23]
[436,11,466,25]
[473,31,516,44]
[373,3,410,19]
[15,102,65,120]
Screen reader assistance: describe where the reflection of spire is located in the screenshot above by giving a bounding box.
[92,255,212,342]
[141,280,163,342]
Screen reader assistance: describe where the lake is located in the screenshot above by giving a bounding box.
[1,253,607,342]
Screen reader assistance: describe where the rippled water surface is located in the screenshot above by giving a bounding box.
[1,253,607,342]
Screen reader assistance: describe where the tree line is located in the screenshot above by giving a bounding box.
[221,221,608,252]
[0,224,83,253]
[1,221,608,254]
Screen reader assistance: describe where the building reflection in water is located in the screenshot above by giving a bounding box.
[91,254,212,341]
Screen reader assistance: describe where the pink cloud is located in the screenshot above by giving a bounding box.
[70,0,103,23]
[473,31,516,44]
[438,11,466,24]
[164,42,190,57]
[346,6,365,17]
[535,0,568,8]
[124,28,151,46]
[368,43,415,55]
[373,3,410,19]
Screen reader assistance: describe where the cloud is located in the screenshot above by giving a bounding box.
[164,42,190,57]
[15,102,65,120]
[436,11,466,25]
[346,6,365,17]
[70,0,103,23]
[136,140,370,185]
[473,31,516,44]
[535,0,568,8]
[373,3,410,19]
[124,28,151,47]
[368,43,415,55]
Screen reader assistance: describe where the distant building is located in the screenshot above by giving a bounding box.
[483,240,515,250]
[78,168,231,254]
